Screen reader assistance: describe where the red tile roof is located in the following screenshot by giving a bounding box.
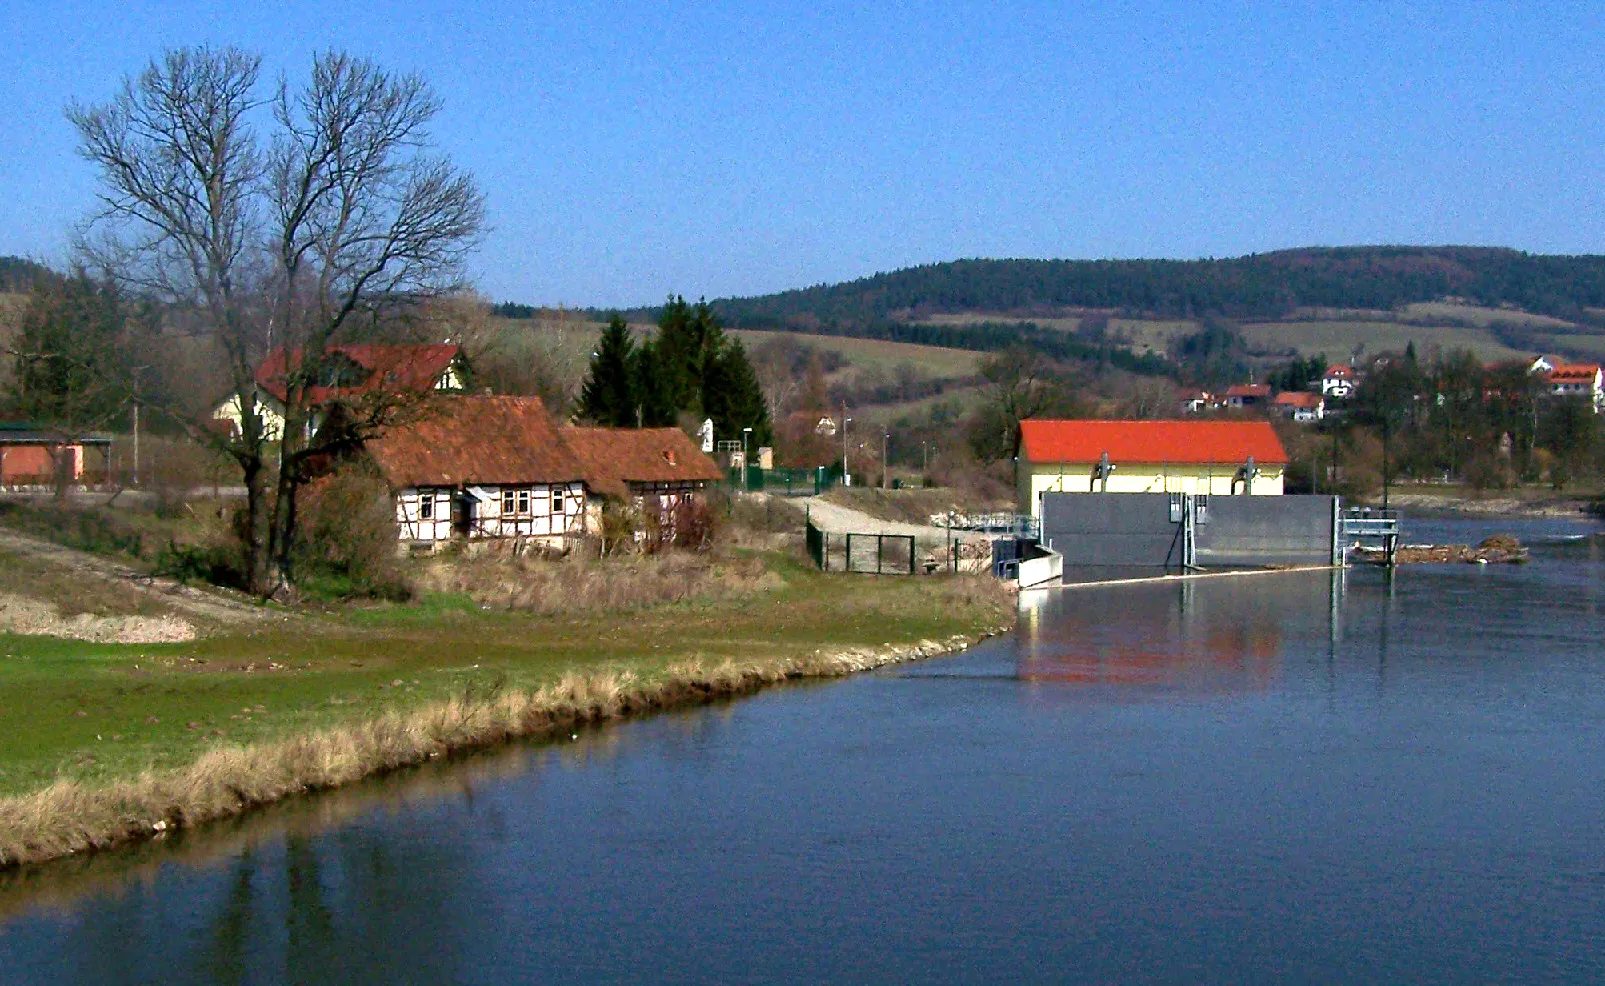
[256,344,461,404]
[1323,364,1355,378]
[1020,419,1289,465]
[1225,383,1272,398]
[1272,391,1323,408]
[562,427,723,499]
[1546,364,1602,384]
[367,395,582,488]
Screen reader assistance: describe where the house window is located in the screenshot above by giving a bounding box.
[419,492,434,520]
[502,488,515,516]
[517,489,531,515]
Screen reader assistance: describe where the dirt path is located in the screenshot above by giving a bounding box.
[0,528,270,627]
[801,498,951,543]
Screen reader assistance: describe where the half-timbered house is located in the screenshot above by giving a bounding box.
[562,427,723,530]
[366,395,586,547]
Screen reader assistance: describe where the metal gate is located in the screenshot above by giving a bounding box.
[806,522,916,574]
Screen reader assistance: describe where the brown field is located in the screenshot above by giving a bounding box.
[1240,319,1529,363]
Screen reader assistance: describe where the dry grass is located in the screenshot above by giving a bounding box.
[0,631,995,868]
[410,550,786,614]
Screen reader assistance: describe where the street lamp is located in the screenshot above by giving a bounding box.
[742,427,753,490]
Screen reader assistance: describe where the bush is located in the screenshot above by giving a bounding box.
[295,463,410,600]
[154,539,244,588]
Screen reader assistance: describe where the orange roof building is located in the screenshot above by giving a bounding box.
[360,396,724,545]
[562,426,723,500]
[1017,419,1288,516]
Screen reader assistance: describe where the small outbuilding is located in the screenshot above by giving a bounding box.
[1017,419,1289,518]
[0,424,113,487]
[562,426,723,523]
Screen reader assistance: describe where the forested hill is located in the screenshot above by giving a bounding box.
[708,248,1605,327]
[0,256,56,294]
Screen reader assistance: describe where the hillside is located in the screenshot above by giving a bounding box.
[708,247,1605,327]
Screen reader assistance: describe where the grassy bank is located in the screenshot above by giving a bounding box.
[0,548,1014,868]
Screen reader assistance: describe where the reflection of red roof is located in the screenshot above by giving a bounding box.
[1020,419,1289,465]
[367,395,581,487]
[1547,364,1602,384]
[1272,391,1323,408]
[562,427,722,499]
[1225,383,1271,398]
[255,344,460,404]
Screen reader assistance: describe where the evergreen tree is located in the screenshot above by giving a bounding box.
[576,315,637,426]
[631,337,678,427]
[704,338,773,448]
[8,275,127,427]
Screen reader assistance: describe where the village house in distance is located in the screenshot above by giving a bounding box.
[211,343,468,440]
[1016,419,1288,519]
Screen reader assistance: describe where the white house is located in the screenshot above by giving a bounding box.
[1320,364,1356,399]
[1543,363,1605,412]
[1271,390,1325,423]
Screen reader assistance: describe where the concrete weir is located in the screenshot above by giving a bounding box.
[1034,492,1345,573]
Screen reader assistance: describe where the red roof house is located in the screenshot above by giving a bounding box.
[1224,383,1272,408]
[1017,419,1289,511]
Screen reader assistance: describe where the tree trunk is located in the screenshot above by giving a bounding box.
[242,457,275,597]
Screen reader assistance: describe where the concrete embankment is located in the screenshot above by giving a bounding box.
[0,629,1007,870]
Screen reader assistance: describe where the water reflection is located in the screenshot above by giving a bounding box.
[1017,575,1335,692]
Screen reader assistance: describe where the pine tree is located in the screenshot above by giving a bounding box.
[576,315,637,426]
[632,337,678,427]
[706,338,773,448]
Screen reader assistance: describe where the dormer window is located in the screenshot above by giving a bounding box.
[663,449,677,466]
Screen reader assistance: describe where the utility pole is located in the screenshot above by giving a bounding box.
[131,366,146,487]
[883,430,890,490]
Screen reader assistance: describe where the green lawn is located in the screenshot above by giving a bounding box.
[0,550,1011,797]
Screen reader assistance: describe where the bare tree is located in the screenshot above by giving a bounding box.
[261,52,483,589]
[69,47,483,596]
[69,47,276,586]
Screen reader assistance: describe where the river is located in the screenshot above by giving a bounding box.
[4,516,1605,983]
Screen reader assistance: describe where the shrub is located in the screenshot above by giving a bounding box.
[295,463,410,600]
[154,539,244,588]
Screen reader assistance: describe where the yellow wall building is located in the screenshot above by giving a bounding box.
[1017,419,1288,519]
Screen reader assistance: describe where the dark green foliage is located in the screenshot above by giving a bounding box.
[593,296,773,445]
[154,540,245,588]
[1174,317,1250,387]
[703,338,773,448]
[576,316,638,426]
[7,275,129,430]
[1270,354,1328,392]
[631,337,679,427]
[705,247,1605,326]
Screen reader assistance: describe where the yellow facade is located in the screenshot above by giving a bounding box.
[1017,460,1285,519]
[211,393,287,441]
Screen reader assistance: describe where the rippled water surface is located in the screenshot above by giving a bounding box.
[5,516,1605,984]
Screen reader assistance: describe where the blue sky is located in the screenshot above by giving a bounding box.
[3,1,1603,307]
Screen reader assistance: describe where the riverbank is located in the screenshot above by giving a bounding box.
[1381,489,1594,518]
[0,548,1013,869]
